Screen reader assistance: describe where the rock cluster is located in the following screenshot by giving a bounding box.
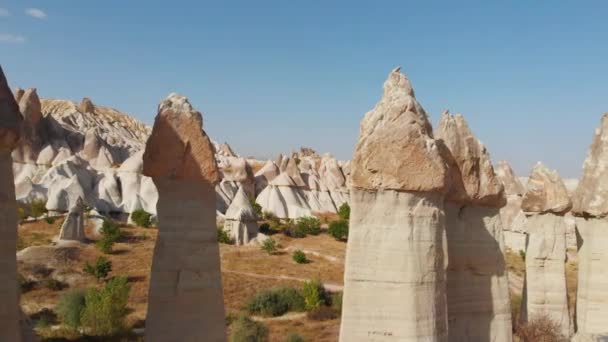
[142,93,226,341]
[340,67,450,341]
[436,111,512,342]
[496,161,528,251]
[520,163,571,336]
[224,186,259,245]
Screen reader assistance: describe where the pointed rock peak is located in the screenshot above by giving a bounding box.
[143,93,219,183]
[70,196,86,213]
[0,66,23,152]
[19,88,42,124]
[496,160,526,196]
[79,97,95,113]
[522,162,571,214]
[14,87,25,102]
[352,68,447,192]
[285,156,306,187]
[226,186,257,221]
[217,142,237,157]
[573,113,608,217]
[436,111,505,207]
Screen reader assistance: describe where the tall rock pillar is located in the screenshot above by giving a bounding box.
[520,162,572,336]
[143,94,226,341]
[436,111,512,342]
[340,68,450,341]
[571,114,608,341]
[0,66,24,341]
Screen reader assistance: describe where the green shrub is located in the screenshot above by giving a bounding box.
[100,219,121,242]
[307,305,337,321]
[328,220,349,241]
[218,226,233,244]
[80,276,131,336]
[42,278,66,291]
[83,257,112,281]
[44,216,57,225]
[56,290,86,329]
[259,223,271,235]
[32,308,57,330]
[337,203,350,221]
[519,250,526,261]
[285,332,305,342]
[296,217,321,235]
[250,197,263,218]
[230,315,268,342]
[262,211,277,221]
[292,250,308,264]
[302,279,326,311]
[17,206,28,222]
[246,287,305,317]
[30,199,48,219]
[331,292,343,315]
[130,209,152,228]
[261,238,278,255]
[96,237,114,254]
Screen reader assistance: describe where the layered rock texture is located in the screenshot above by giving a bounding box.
[58,196,86,242]
[496,161,528,251]
[572,114,608,340]
[340,68,450,341]
[224,186,259,245]
[520,163,571,336]
[142,94,226,341]
[0,66,25,341]
[436,111,512,342]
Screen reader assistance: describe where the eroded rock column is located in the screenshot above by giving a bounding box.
[0,66,24,341]
[571,113,608,340]
[520,162,571,336]
[143,93,226,341]
[436,111,512,342]
[340,68,449,341]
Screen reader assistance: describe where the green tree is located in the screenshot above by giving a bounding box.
[130,209,152,228]
[302,279,326,311]
[328,220,349,241]
[30,199,48,219]
[337,203,350,221]
[56,290,86,329]
[80,276,131,336]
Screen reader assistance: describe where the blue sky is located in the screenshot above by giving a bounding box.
[2,1,607,178]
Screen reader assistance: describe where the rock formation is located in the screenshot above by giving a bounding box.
[78,97,94,113]
[0,66,25,341]
[340,67,449,341]
[520,162,571,336]
[253,160,279,195]
[142,93,226,341]
[571,113,608,340]
[496,161,528,251]
[436,111,512,342]
[224,186,258,245]
[58,197,86,242]
[256,172,312,218]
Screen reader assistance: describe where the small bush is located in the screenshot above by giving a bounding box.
[262,211,278,221]
[30,199,48,219]
[519,250,526,261]
[296,217,321,235]
[285,332,305,342]
[302,279,326,311]
[292,250,308,264]
[130,209,152,228]
[284,224,307,238]
[250,197,263,218]
[337,203,350,221]
[259,223,271,235]
[516,315,568,342]
[328,220,349,241]
[32,308,57,330]
[83,257,112,281]
[307,305,338,321]
[56,290,86,329]
[230,315,268,342]
[44,216,57,225]
[96,237,114,254]
[100,219,121,242]
[261,238,278,255]
[17,206,28,222]
[42,278,66,291]
[218,227,233,244]
[246,287,305,317]
[80,276,131,336]
[331,292,343,315]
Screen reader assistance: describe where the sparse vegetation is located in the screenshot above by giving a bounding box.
[516,315,568,342]
[292,250,308,264]
[56,290,86,329]
[30,199,48,219]
[259,223,272,235]
[328,220,349,241]
[130,209,152,228]
[83,257,112,281]
[296,217,321,236]
[42,278,66,291]
[230,315,268,342]
[331,292,343,315]
[285,332,305,342]
[511,293,522,331]
[44,216,57,225]
[97,219,122,254]
[284,223,307,238]
[337,203,350,221]
[519,249,526,261]
[302,279,327,311]
[307,305,338,321]
[250,197,263,218]
[261,237,278,255]
[80,276,131,336]
[17,206,27,222]
[218,226,233,244]
[245,287,305,317]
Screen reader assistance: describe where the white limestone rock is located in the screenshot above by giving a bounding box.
[224,186,259,245]
[58,197,86,242]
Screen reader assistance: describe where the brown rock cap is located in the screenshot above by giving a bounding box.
[572,113,608,217]
[143,93,219,184]
[351,67,448,192]
[0,66,23,152]
[522,162,571,214]
[13,87,24,103]
[18,88,42,125]
[436,111,505,207]
[496,160,526,196]
[79,97,95,113]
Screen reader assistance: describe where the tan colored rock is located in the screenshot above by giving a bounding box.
[224,186,258,245]
[573,114,608,217]
[350,67,448,193]
[521,162,572,214]
[18,88,42,125]
[340,68,449,341]
[0,66,24,341]
[14,87,24,103]
[216,142,236,157]
[78,97,95,113]
[496,160,525,196]
[58,197,86,242]
[143,93,226,342]
[285,156,306,187]
[438,112,512,342]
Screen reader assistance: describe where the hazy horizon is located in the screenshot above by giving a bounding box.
[2,1,607,179]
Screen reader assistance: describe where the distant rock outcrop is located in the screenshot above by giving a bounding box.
[340,68,449,341]
[436,111,512,342]
[58,197,86,242]
[496,161,528,251]
[224,186,258,245]
[142,93,226,341]
[78,97,95,113]
[572,113,608,340]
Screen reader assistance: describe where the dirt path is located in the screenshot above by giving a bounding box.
[222,269,344,292]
